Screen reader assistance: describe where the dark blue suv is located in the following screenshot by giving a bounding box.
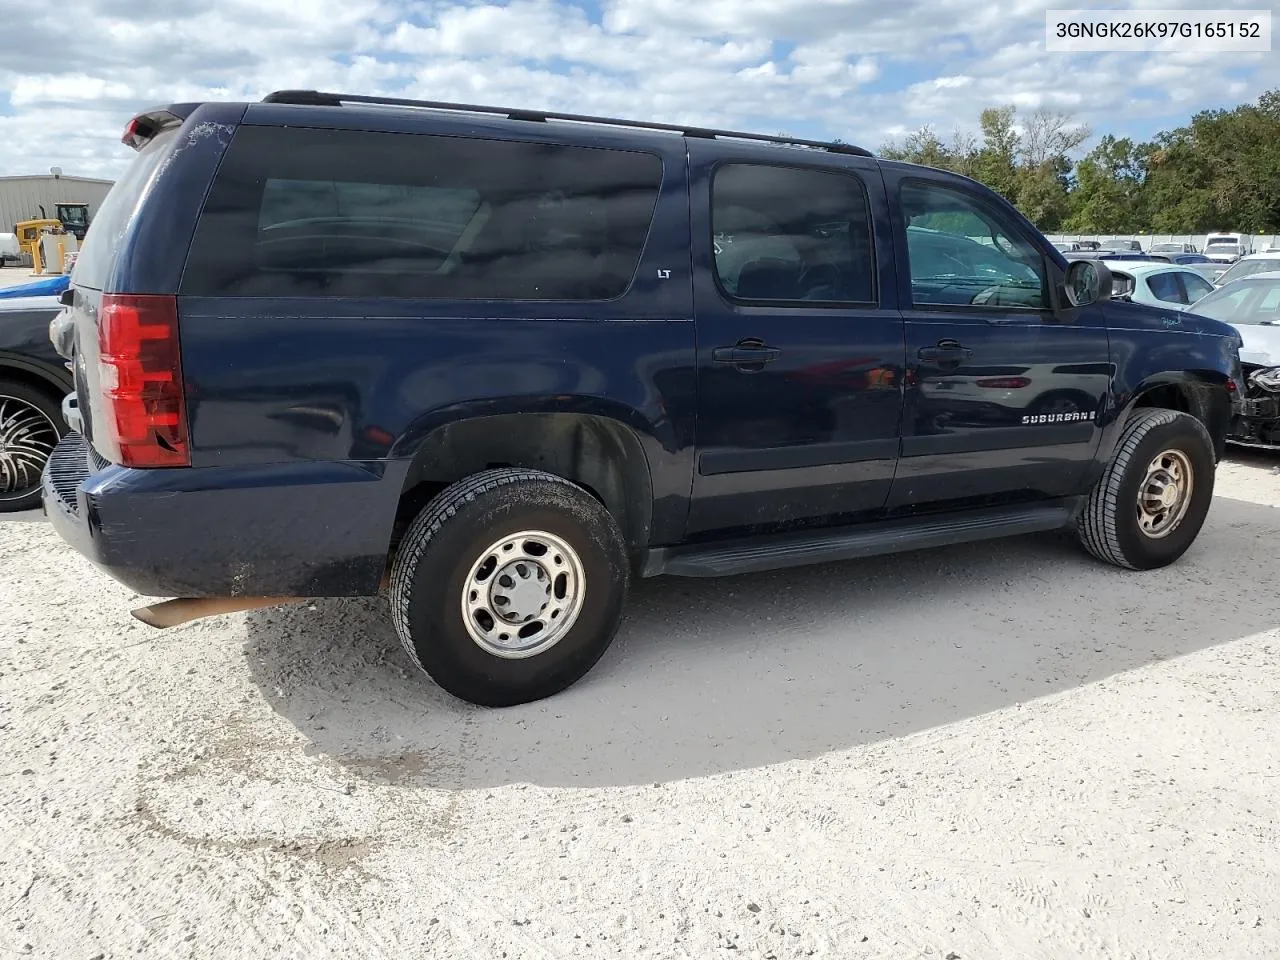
[43,91,1242,706]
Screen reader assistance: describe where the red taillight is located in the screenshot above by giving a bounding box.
[974,376,1032,389]
[97,294,189,467]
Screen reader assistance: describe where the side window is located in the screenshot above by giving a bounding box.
[182,127,662,300]
[1147,272,1186,304]
[711,164,875,305]
[1180,272,1215,304]
[1260,285,1280,315]
[900,181,1047,310]
[1111,271,1136,299]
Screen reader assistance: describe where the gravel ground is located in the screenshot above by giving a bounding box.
[2,453,1279,959]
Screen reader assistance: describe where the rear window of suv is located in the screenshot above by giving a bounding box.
[71,127,178,291]
[181,126,663,300]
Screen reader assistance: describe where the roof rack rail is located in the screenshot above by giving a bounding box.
[261,90,873,157]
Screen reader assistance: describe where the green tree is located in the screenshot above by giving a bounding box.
[864,88,1279,232]
[1064,135,1149,232]
[1014,109,1089,231]
[972,106,1020,200]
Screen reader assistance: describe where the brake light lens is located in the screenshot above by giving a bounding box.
[974,376,1032,389]
[97,294,189,467]
[121,116,155,149]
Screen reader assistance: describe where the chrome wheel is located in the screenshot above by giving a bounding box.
[0,394,58,503]
[460,530,586,659]
[1136,448,1193,539]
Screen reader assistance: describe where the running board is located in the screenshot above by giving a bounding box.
[643,500,1081,579]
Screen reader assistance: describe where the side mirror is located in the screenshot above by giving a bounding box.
[58,287,74,307]
[1064,259,1113,307]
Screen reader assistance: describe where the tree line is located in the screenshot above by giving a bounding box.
[873,89,1280,235]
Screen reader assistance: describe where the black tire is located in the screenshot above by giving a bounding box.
[389,468,630,707]
[1077,408,1215,570]
[0,379,66,513]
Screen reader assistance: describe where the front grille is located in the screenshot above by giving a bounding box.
[45,432,92,515]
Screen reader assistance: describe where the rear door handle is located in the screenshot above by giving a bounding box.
[713,340,781,368]
[918,340,973,364]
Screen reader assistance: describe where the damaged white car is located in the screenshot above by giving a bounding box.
[1190,271,1280,451]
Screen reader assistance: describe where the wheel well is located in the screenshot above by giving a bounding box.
[0,364,70,409]
[393,413,654,555]
[1129,379,1230,458]
[1131,383,1191,415]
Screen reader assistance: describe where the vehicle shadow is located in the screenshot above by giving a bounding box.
[243,496,1280,789]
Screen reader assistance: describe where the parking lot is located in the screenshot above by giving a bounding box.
[2,453,1277,959]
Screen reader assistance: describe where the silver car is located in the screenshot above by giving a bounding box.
[1188,272,1280,451]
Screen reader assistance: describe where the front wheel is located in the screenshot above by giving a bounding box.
[389,468,630,707]
[1077,408,1216,570]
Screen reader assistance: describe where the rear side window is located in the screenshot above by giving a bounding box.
[71,127,178,291]
[1180,272,1214,303]
[181,127,662,300]
[711,163,875,304]
[1146,272,1185,304]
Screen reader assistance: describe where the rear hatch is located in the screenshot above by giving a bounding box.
[51,112,187,465]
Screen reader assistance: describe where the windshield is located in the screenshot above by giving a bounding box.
[1206,238,1240,249]
[1190,278,1280,325]
[1150,243,1181,252]
[58,206,88,226]
[1213,258,1280,285]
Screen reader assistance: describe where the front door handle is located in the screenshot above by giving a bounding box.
[713,339,781,371]
[918,339,973,365]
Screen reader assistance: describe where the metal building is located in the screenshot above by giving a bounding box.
[0,174,114,234]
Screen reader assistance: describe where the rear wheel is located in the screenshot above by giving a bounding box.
[389,468,630,707]
[1077,408,1215,570]
[0,380,64,513]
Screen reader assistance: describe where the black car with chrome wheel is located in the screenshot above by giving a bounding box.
[0,295,70,512]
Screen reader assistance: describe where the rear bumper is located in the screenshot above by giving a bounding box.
[41,432,401,598]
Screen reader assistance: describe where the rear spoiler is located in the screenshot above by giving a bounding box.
[121,103,202,150]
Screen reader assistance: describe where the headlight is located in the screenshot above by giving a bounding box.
[1250,367,1280,392]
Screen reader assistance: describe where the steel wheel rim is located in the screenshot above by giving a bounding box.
[1136,448,1194,540]
[0,395,57,502]
[460,529,586,659]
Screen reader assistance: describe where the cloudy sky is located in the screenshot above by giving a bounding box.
[1,0,1276,179]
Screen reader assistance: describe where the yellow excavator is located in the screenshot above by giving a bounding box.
[13,218,77,275]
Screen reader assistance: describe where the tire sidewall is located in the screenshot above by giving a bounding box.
[404,479,628,706]
[1110,414,1215,569]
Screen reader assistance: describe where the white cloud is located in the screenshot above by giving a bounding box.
[0,0,1276,179]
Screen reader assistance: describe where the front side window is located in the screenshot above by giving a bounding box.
[900,181,1047,310]
[182,127,662,300]
[711,163,875,305]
